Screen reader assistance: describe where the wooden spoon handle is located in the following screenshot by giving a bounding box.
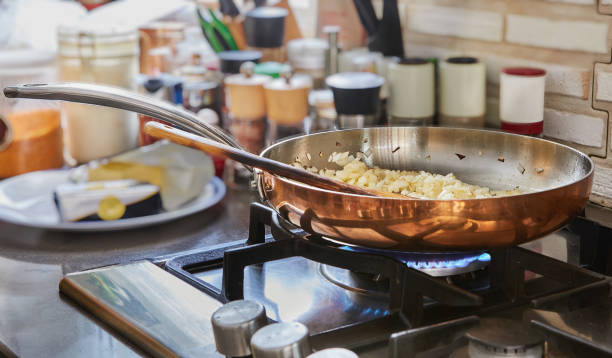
[145,122,407,198]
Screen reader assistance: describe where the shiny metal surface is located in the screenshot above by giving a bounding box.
[465,318,544,351]
[336,114,378,129]
[250,322,312,358]
[211,300,268,357]
[259,127,593,251]
[189,231,577,358]
[59,261,223,358]
[307,348,358,357]
[195,257,391,335]
[529,301,612,355]
[2,82,244,152]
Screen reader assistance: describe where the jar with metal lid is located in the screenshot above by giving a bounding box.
[263,71,312,144]
[138,21,186,75]
[0,49,63,178]
[58,24,139,164]
[287,38,328,88]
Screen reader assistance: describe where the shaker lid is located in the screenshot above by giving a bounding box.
[224,73,270,86]
[218,50,262,74]
[325,72,385,90]
[264,74,312,90]
[254,62,291,78]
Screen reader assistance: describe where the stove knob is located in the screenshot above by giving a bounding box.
[250,322,312,358]
[211,300,268,357]
[307,348,359,357]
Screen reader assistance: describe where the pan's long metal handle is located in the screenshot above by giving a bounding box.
[3,82,245,152]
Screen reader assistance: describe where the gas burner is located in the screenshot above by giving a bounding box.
[450,318,546,358]
[319,264,389,297]
[320,261,491,298]
[340,246,491,276]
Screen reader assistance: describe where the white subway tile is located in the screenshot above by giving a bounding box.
[593,161,612,199]
[482,55,590,99]
[595,69,612,102]
[543,108,605,147]
[506,14,609,54]
[407,5,503,42]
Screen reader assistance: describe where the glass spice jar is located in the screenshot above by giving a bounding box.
[58,24,139,164]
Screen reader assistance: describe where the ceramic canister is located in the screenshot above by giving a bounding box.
[387,58,435,125]
[224,72,270,119]
[499,67,546,135]
[439,57,486,128]
[264,74,311,125]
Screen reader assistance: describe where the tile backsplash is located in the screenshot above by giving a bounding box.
[398,0,612,206]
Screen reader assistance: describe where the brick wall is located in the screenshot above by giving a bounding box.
[398,0,612,206]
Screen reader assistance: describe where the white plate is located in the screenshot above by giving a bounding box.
[0,170,226,231]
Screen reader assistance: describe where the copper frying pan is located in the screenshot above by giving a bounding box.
[3,83,593,251]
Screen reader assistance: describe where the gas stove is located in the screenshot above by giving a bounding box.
[60,202,612,357]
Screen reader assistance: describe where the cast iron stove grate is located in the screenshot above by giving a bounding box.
[165,203,609,351]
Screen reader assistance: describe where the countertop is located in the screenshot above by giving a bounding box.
[0,184,258,358]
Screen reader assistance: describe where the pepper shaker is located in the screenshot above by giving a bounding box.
[263,69,312,144]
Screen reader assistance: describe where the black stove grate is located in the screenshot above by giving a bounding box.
[165,203,609,342]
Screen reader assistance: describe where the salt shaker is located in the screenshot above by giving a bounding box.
[263,69,311,144]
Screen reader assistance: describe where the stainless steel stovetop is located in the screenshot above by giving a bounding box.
[59,204,612,357]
